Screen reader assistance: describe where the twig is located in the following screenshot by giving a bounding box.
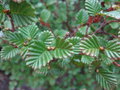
[113,62,120,67]
[7,14,15,32]
[101,31,118,38]
[91,21,106,35]
[77,24,87,28]
[65,0,73,33]
[92,19,120,35]
[65,21,73,33]
[85,25,89,36]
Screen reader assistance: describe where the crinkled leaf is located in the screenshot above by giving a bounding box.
[10,1,36,26]
[1,46,20,60]
[38,31,54,46]
[100,10,120,19]
[105,40,120,60]
[85,0,102,15]
[80,35,100,57]
[76,9,89,24]
[18,25,39,40]
[76,26,92,38]
[40,9,51,22]
[96,69,117,89]
[0,5,5,23]
[26,41,53,69]
[101,54,113,65]
[6,32,25,47]
[53,38,74,58]
[81,55,94,64]
[67,37,81,54]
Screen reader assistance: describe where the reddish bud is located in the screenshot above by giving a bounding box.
[99,46,105,51]
[14,45,18,48]
[2,9,10,14]
[101,2,105,7]
[23,42,28,46]
[39,18,50,28]
[40,21,50,27]
[96,69,99,73]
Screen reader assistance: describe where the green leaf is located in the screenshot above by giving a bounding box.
[100,10,120,19]
[101,54,113,65]
[96,69,117,89]
[10,1,36,26]
[67,37,81,54]
[53,38,74,58]
[26,41,53,69]
[0,4,4,13]
[80,35,100,57]
[12,15,36,27]
[18,25,39,40]
[4,20,12,29]
[1,46,20,60]
[81,55,94,64]
[0,31,4,38]
[0,5,5,23]
[85,0,102,15]
[118,30,120,38]
[118,31,120,45]
[97,37,108,47]
[76,9,89,24]
[46,0,57,6]
[20,46,29,59]
[76,26,92,38]
[6,32,25,47]
[110,22,120,29]
[35,66,48,75]
[10,1,35,16]
[54,29,67,38]
[105,40,120,60]
[40,9,51,22]
[0,13,5,23]
[38,31,54,46]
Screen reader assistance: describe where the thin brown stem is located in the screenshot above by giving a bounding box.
[102,31,118,38]
[85,25,89,36]
[113,62,120,67]
[92,21,106,35]
[92,19,120,35]
[7,14,15,32]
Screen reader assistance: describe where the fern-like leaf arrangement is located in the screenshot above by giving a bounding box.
[0,0,120,89]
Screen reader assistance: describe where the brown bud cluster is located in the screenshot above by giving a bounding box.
[47,46,55,51]
[99,46,105,51]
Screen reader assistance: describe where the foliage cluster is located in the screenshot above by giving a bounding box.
[0,0,120,90]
